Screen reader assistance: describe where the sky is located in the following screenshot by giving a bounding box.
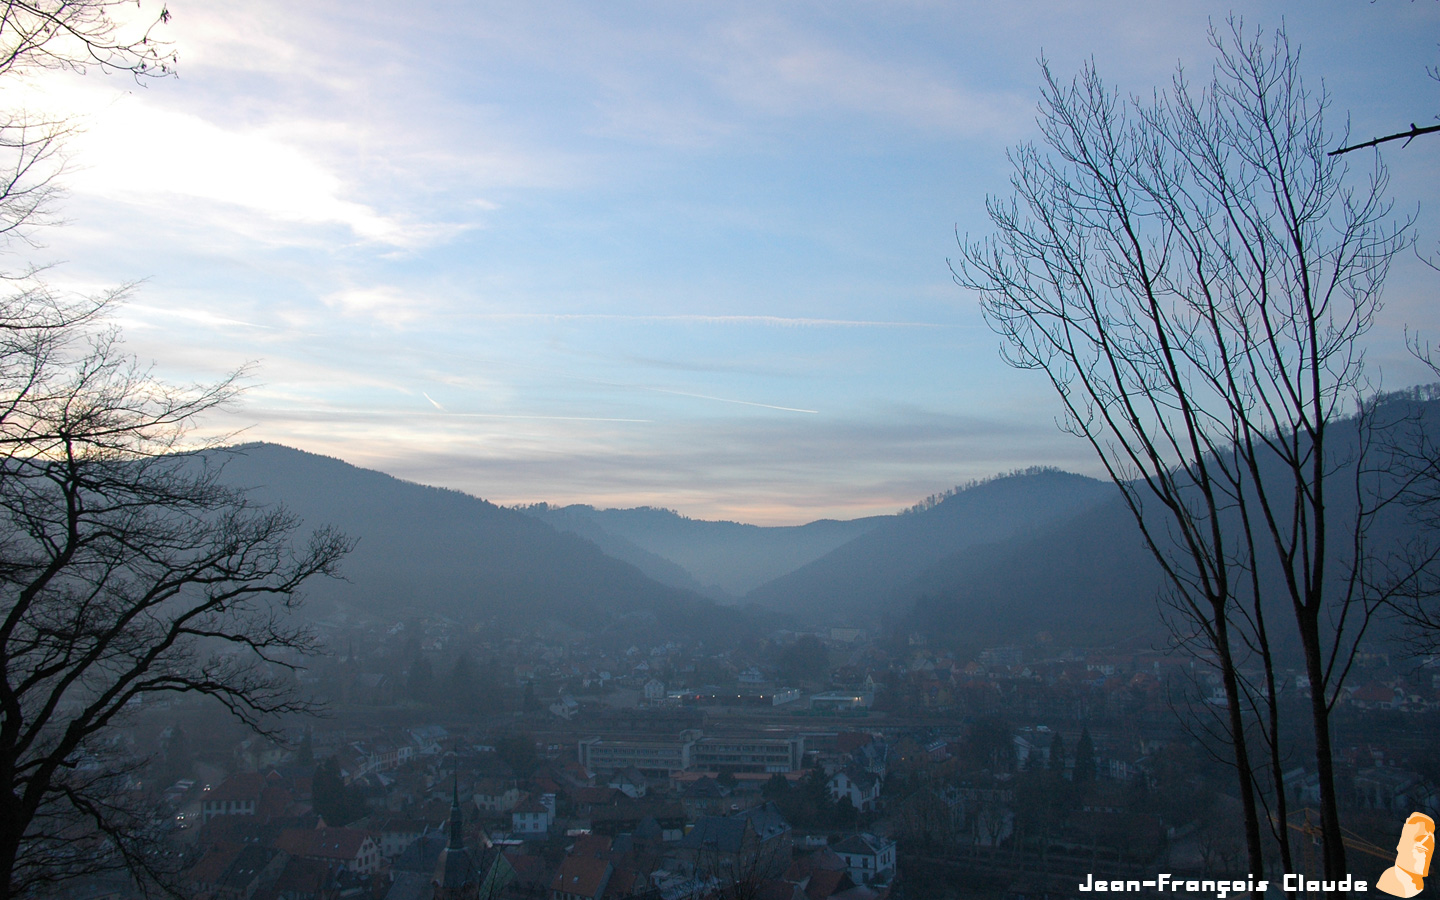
[12,0,1440,524]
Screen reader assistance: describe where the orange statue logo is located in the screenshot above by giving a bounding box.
[1377,812,1435,898]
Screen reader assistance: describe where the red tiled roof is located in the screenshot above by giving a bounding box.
[569,834,613,858]
[275,827,373,862]
[551,856,612,900]
[185,845,242,887]
[206,773,269,804]
[807,868,851,900]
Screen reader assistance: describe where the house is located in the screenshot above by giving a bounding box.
[550,694,581,720]
[830,833,896,885]
[201,772,295,823]
[183,845,243,897]
[550,856,612,900]
[274,827,382,875]
[644,678,666,702]
[474,777,522,813]
[739,667,766,686]
[678,803,793,882]
[369,815,442,859]
[607,767,648,799]
[1353,767,1435,813]
[678,776,732,818]
[809,691,871,712]
[512,799,551,835]
[828,769,882,812]
[212,844,286,900]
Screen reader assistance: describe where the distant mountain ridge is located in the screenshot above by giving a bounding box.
[522,503,887,598]
[202,395,1440,653]
[207,443,745,643]
[896,394,1440,649]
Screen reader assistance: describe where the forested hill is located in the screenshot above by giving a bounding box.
[207,443,746,643]
[743,468,1116,621]
[898,392,1440,649]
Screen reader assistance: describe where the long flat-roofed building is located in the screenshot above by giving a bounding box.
[577,734,695,777]
[578,730,805,776]
[691,735,805,773]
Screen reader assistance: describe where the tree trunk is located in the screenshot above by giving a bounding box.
[1299,613,1347,882]
[1216,613,1266,879]
[0,788,24,900]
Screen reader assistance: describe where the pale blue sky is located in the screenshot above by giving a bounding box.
[21,0,1440,523]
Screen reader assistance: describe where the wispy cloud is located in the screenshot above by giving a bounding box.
[465,313,953,328]
[705,15,1028,138]
[647,387,817,414]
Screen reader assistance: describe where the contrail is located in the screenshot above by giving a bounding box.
[467,312,949,328]
[649,387,818,414]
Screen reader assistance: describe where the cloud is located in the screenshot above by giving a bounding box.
[64,93,404,241]
[214,397,1100,525]
[705,17,1027,138]
[321,286,433,327]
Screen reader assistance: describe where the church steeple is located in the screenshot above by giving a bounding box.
[434,772,483,899]
[449,775,465,850]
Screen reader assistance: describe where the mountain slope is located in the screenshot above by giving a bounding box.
[524,504,887,598]
[744,468,1115,620]
[903,494,1165,646]
[208,444,744,641]
[518,505,715,596]
[901,393,1440,649]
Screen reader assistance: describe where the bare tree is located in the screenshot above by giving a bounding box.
[1330,43,1437,157]
[0,2,175,242]
[0,4,353,897]
[0,301,351,899]
[954,21,1408,882]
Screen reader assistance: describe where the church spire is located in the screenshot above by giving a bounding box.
[449,774,464,850]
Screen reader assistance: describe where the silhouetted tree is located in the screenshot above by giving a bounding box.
[761,774,790,801]
[1073,729,1095,786]
[312,758,364,827]
[778,635,830,685]
[496,734,538,779]
[0,8,351,892]
[296,728,314,769]
[447,653,480,718]
[961,716,1014,773]
[407,656,436,705]
[954,21,1409,878]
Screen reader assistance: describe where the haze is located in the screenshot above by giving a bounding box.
[20,0,1440,523]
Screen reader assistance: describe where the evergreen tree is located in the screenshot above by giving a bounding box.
[1074,728,1096,784]
[778,636,830,685]
[407,656,435,706]
[1047,731,1065,772]
[762,774,790,801]
[313,757,365,826]
[446,653,479,718]
[496,734,538,778]
[296,728,314,769]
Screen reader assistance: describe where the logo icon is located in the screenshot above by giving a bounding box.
[1378,812,1435,898]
